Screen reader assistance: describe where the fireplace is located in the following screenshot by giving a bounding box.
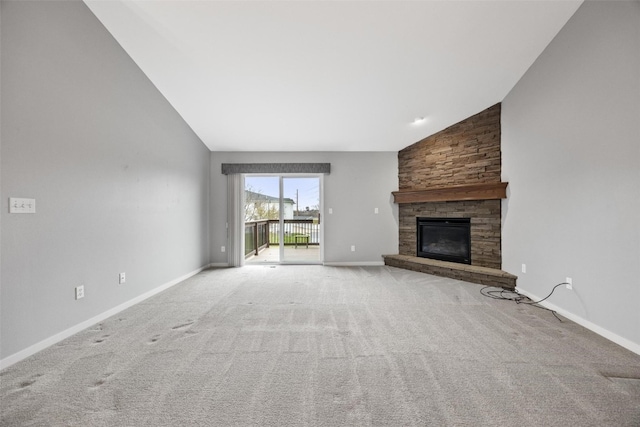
[417,217,471,264]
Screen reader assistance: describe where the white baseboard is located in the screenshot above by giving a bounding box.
[208,262,229,268]
[0,265,209,371]
[323,261,385,266]
[516,287,640,356]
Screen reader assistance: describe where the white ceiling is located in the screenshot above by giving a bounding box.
[84,0,582,152]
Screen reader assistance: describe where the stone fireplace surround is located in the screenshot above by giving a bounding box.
[401,199,500,268]
[383,103,517,289]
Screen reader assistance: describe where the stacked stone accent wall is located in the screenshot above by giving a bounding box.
[399,104,502,190]
[397,104,503,269]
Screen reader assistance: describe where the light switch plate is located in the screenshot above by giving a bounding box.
[9,198,36,214]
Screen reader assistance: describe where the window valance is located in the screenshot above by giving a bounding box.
[221,163,330,175]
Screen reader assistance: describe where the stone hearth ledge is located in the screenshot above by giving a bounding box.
[383,254,517,289]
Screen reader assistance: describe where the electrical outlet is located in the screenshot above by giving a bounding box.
[521,264,526,273]
[221,246,226,252]
[374,207,379,214]
[119,272,126,284]
[351,245,356,252]
[566,277,573,290]
[75,286,84,300]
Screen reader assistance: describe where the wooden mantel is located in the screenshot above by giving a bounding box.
[392,182,508,204]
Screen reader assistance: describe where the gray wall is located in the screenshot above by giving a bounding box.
[210,152,399,265]
[1,1,210,361]
[502,1,640,350]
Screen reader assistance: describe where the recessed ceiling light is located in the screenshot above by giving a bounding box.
[412,117,426,125]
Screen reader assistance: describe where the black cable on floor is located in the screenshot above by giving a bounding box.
[480,283,568,321]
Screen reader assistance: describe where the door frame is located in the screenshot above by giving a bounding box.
[243,173,323,265]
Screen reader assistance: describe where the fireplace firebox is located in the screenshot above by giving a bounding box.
[417,217,471,264]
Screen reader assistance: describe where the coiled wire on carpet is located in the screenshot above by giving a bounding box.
[480,283,568,321]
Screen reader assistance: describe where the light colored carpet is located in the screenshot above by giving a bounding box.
[1,266,639,426]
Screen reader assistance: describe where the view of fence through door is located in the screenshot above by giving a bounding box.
[244,175,321,264]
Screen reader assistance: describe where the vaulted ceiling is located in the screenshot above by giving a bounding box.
[84,0,582,152]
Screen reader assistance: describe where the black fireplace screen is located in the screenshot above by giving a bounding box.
[417,217,471,264]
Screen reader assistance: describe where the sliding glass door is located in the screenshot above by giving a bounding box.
[244,176,280,263]
[244,175,321,264]
[281,176,321,263]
